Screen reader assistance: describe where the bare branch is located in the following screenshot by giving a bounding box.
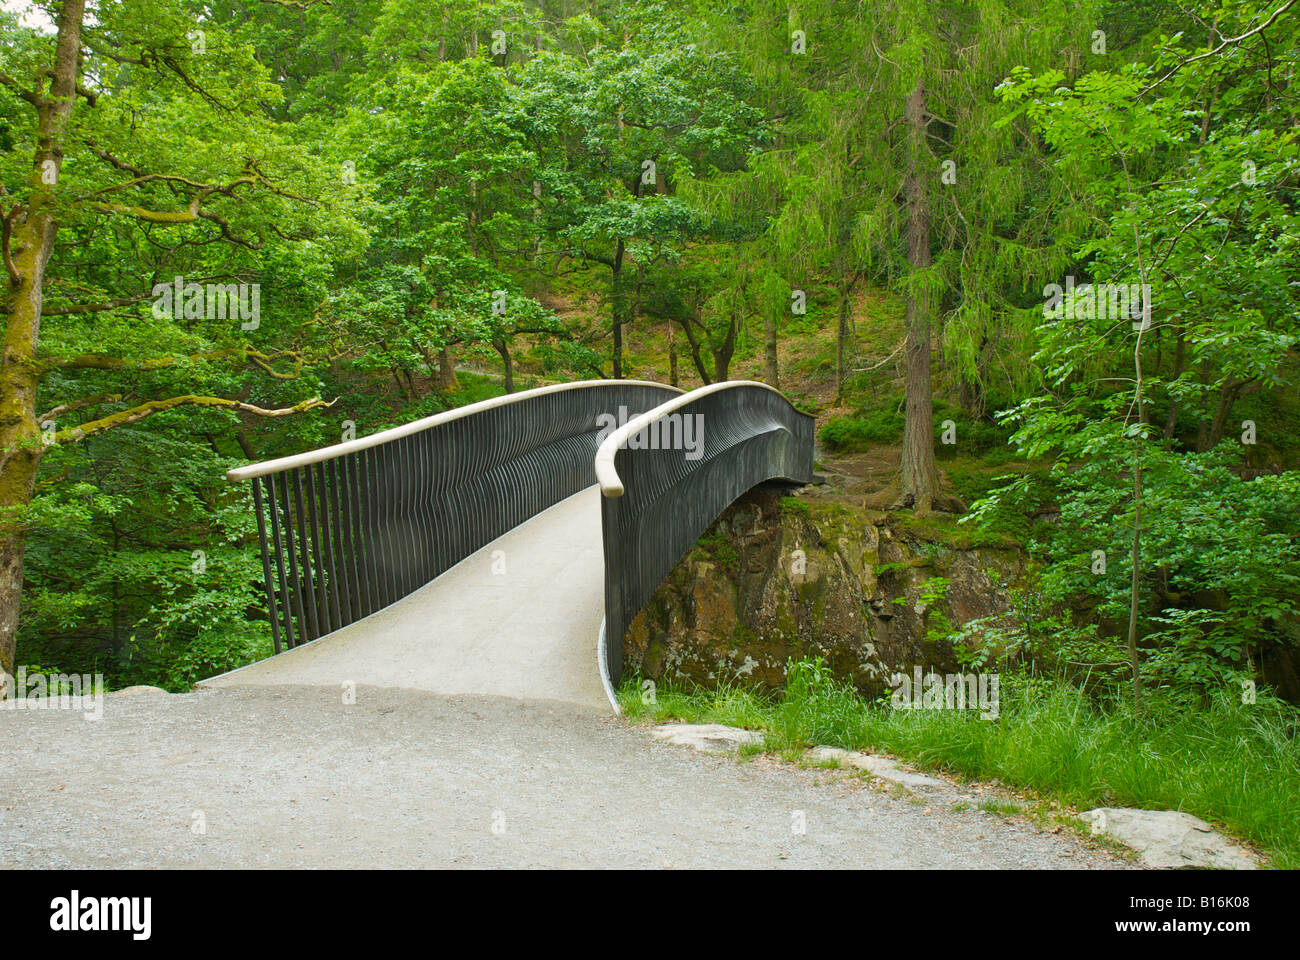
[1140,0,1295,95]
[54,394,335,443]
[38,393,122,423]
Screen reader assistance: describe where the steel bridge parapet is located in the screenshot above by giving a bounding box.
[228,380,682,652]
[594,381,815,685]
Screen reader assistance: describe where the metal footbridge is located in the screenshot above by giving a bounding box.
[201,380,813,711]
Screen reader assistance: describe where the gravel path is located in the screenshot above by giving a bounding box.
[1,685,1126,869]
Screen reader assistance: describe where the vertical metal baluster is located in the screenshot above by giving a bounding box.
[397,435,414,597]
[305,462,334,636]
[280,471,306,646]
[340,455,364,622]
[293,467,322,641]
[408,435,423,595]
[325,457,345,624]
[266,472,296,650]
[251,479,283,655]
[321,461,343,630]
[375,443,396,609]
[409,432,426,589]
[429,433,447,582]
[403,436,419,598]
[328,458,353,629]
[423,429,439,587]
[411,432,430,590]
[356,449,375,618]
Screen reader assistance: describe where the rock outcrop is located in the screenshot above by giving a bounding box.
[1076,808,1258,869]
[651,723,764,753]
[624,485,1024,694]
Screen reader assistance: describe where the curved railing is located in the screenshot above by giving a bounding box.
[229,379,682,653]
[594,381,815,685]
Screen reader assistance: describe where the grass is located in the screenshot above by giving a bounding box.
[621,659,1300,868]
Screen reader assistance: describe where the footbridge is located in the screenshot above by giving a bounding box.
[201,379,813,711]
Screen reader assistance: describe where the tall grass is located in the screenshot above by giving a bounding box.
[621,662,1300,868]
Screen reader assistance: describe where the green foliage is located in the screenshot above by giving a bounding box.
[969,443,1300,701]
[8,0,1300,734]
[619,660,1300,867]
[778,496,810,517]
[767,656,867,751]
[819,409,905,450]
[820,401,1013,456]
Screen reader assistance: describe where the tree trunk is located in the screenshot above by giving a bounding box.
[712,313,737,382]
[0,0,86,685]
[1127,454,1145,711]
[676,318,712,385]
[1196,358,1211,450]
[835,283,849,405]
[611,239,627,379]
[668,324,679,387]
[764,307,779,388]
[493,340,515,393]
[437,345,458,391]
[234,427,258,459]
[894,77,939,515]
[1208,377,1256,447]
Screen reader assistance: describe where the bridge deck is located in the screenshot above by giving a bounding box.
[200,486,610,711]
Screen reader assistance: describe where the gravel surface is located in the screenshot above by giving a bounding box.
[1,685,1127,869]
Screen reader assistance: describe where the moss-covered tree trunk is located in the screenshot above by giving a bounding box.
[610,238,627,379]
[763,308,779,388]
[0,0,85,684]
[895,77,939,514]
[835,280,850,405]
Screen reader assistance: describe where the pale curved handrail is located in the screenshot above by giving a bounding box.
[596,380,815,683]
[594,380,792,497]
[229,378,681,482]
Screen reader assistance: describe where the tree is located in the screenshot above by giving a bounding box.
[711,0,1094,512]
[978,0,1300,706]
[0,0,350,682]
[521,14,765,377]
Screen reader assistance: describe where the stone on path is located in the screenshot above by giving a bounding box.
[112,685,169,696]
[808,746,947,789]
[1076,808,1257,870]
[652,723,763,753]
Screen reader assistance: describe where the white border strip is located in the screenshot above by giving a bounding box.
[593,379,794,498]
[227,378,681,482]
[596,616,621,714]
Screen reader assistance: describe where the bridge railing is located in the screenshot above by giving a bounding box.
[594,381,815,686]
[228,380,682,653]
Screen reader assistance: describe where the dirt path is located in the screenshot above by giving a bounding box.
[2,685,1125,869]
